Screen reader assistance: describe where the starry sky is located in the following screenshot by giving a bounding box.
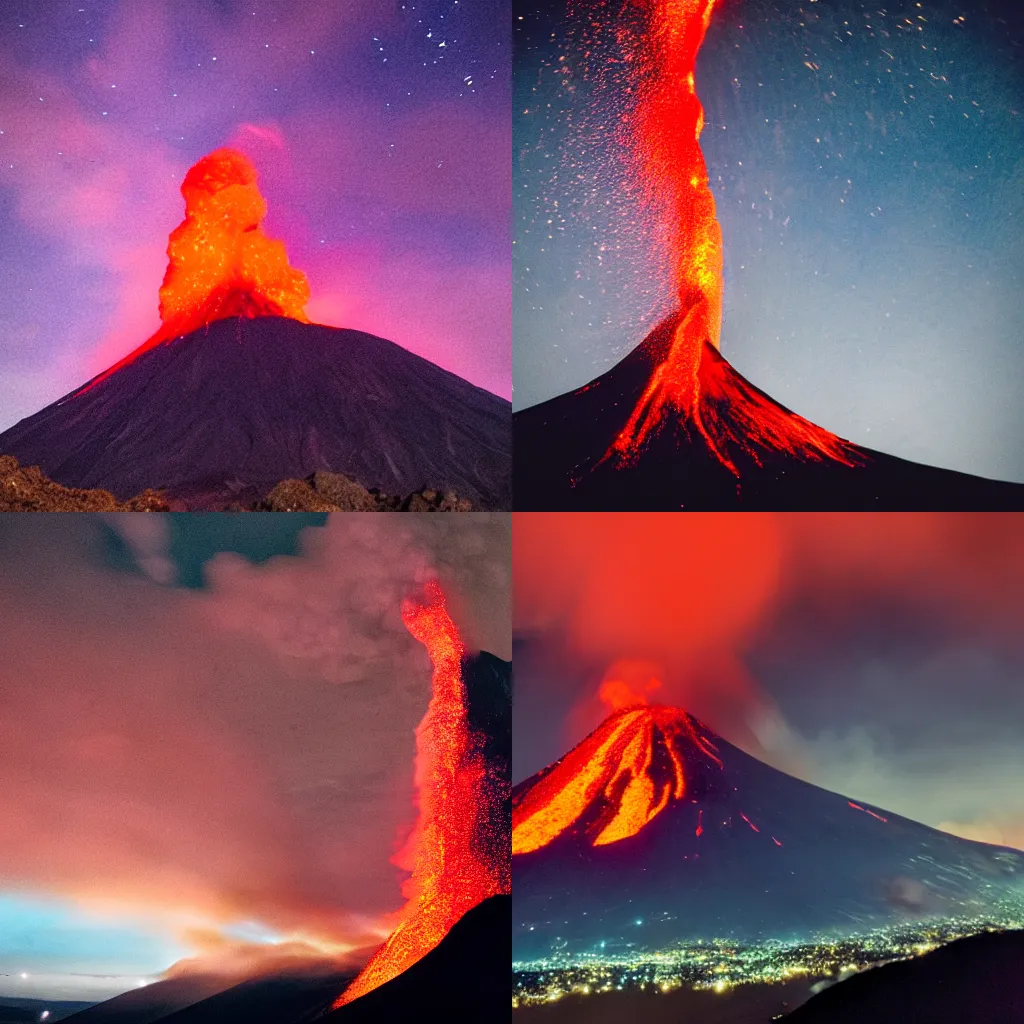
[0,0,510,432]
[514,513,1024,854]
[0,512,510,1002]
[514,0,1024,482]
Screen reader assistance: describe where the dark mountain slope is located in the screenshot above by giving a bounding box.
[60,976,236,1024]
[323,896,510,1022]
[0,317,511,510]
[155,970,352,1024]
[514,317,1024,510]
[62,970,353,1024]
[512,705,1024,963]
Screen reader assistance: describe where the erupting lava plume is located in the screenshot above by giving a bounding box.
[605,0,856,474]
[83,148,310,388]
[512,704,723,855]
[334,581,508,1008]
[158,148,310,334]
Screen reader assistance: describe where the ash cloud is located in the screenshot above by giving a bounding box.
[514,513,793,762]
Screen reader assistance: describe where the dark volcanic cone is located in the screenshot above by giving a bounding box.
[512,705,1024,964]
[0,317,511,510]
[323,896,510,1022]
[514,316,1024,510]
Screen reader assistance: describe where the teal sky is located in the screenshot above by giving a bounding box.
[103,513,328,589]
[0,894,185,1000]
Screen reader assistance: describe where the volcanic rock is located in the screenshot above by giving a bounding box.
[260,478,341,512]
[0,457,475,513]
[310,471,379,511]
[256,473,473,512]
[0,456,169,512]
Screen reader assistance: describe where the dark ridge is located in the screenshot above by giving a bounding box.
[513,317,1024,510]
[783,928,1024,1024]
[323,896,511,1022]
[59,976,235,1024]
[60,969,355,1024]
[153,970,353,1024]
[463,651,513,764]
[0,317,511,511]
[0,999,96,1024]
[463,653,513,895]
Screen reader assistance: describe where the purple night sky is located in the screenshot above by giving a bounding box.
[0,0,510,430]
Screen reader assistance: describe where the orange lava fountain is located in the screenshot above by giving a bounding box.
[83,148,309,389]
[512,704,722,855]
[606,0,857,474]
[597,660,664,711]
[333,581,508,1008]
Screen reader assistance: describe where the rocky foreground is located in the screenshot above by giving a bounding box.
[1,456,472,512]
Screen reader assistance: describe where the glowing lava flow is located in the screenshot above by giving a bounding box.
[333,581,508,1008]
[609,0,722,461]
[82,148,310,389]
[606,0,857,474]
[512,704,722,855]
[849,800,889,823]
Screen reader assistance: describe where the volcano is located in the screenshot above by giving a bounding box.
[0,148,510,510]
[513,316,1024,510]
[0,316,511,510]
[514,0,1023,512]
[331,592,511,1008]
[512,704,1024,964]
